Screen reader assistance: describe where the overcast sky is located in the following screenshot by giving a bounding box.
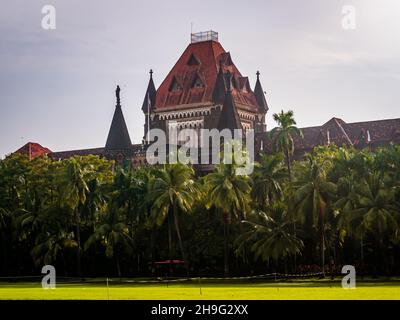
[0,0,399,157]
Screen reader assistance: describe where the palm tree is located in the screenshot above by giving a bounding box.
[31,231,77,269]
[251,153,286,210]
[84,205,133,277]
[206,163,251,276]
[335,174,366,266]
[63,158,89,276]
[352,172,398,274]
[269,110,303,180]
[0,208,10,274]
[82,178,107,231]
[293,154,336,275]
[236,203,303,272]
[113,168,150,231]
[150,164,198,276]
[112,167,154,272]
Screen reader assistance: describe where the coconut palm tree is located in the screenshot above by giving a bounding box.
[82,178,107,230]
[150,163,198,276]
[251,153,286,210]
[31,231,77,269]
[84,205,133,277]
[236,203,303,272]
[0,208,10,273]
[63,158,89,276]
[206,163,251,276]
[352,172,398,273]
[269,110,303,180]
[293,154,336,275]
[112,167,154,272]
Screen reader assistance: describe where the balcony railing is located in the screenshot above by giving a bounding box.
[191,30,218,43]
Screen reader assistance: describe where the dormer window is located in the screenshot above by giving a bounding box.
[239,77,251,93]
[187,53,200,66]
[169,77,182,92]
[193,75,205,88]
[220,52,233,66]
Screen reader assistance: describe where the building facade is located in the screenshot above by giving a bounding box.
[14,31,400,165]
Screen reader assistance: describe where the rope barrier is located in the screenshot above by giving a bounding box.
[0,272,326,284]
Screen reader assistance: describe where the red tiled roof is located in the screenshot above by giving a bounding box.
[15,142,51,159]
[155,40,260,112]
[49,147,105,160]
[48,144,146,160]
[258,117,400,154]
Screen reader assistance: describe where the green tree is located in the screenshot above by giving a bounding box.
[150,163,198,276]
[63,158,89,276]
[251,153,286,210]
[85,205,133,277]
[269,110,303,180]
[352,172,398,274]
[293,154,336,275]
[0,208,11,273]
[236,203,303,272]
[206,163,251,276]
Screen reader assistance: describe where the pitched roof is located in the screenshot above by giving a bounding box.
[346,118,400,148]
[50,147,105,160]
[105,104,132,150]
[154,40,261,112]
[258,117,400,154]
[15,142,51,159]
[141,70,156,113]
[49,144,146,160]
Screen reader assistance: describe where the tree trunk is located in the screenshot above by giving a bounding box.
[61,252,68,277]
[223,220,230,277]
[293,221,297,273]
[321,229,325,277]
[173,207,189,277]
[150,227,156,275]
[168,213,173,277]
[285,149,292,181]
[75,209,82,277]
[1,235,7,275]
[360,234,364,278]
[116,255,121,277]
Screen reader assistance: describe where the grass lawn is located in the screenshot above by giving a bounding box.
[0,278,399,300]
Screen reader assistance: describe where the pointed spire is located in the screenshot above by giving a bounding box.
[254,70,269,113]
[142,69,156,113]
[217,73,242,132]
[105,86,132,150]
[212,61,226,104]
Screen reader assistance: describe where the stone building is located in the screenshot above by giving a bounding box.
[14,31,400,166]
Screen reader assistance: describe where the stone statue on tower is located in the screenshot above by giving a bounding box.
[116,85,121,105]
